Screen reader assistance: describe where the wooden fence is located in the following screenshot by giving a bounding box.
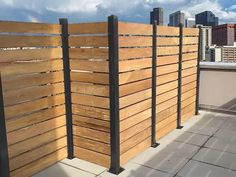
[0,15,199,177]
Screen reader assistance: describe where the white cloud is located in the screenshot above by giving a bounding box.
[0,0,235,24]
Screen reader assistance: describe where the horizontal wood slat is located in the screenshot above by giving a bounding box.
[71,72,109,85]
[157,63,178,76]
[0,48,62,62]
[69,36,108,47]
[183,28,199,36]
[119,58,152,73]
[118,22,152,35]
[0,36,61,48]
[183,37,198,45]
[182,67,197,77]
[68,22,108,34]
[157,37,179,46]
[157,55,179,66]
[156,72,178,86]
[182,52,198,61]
[119,36,152,47]
[156,80,178,95]
[157,46,179,56]
[157,26,179,36]
[183,45,198,53]
[70,60,108,73]
[119,48,152,60]
[69,48,108,59]
[0,21,61,34]
[182,59,197,69]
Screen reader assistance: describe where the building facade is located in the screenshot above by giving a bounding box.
[195,11,218,27]
[169,11,185,27]
[197,25,212,61]
[185,18,195,27]
[212,24,236,46]
[150,7,164,25]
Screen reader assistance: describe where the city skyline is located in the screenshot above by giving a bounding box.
[0,0,235,24]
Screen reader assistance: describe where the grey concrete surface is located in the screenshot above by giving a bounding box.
[33,111,236,177]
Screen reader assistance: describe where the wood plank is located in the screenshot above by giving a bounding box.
[73,114,109,132]
[121,127,151,155]
[182,74,197,85]
[182,81,196,93]
[119,58,152,73]
[181,95,196,109]
[4,82,64,106]
[120,99,151,120]
[156,120,177,140]
[156,97,178,114]
[7,116,66,145]
[120,89,151,109]
[2,71,64,92]
[183,45,198,53]
[157,26,179,36]
[71,82,109,97]
[120,118,151,143]
[119,68,152,85]
[182,88,196,101]
[119,48,152,60]
[74,146,110,167]
[157,37,179,46]
[157,55,179,66]
[68,22,108,34]
[0,59,63,76]
[72,93,109,109]
[156,104,177,123]
[157,63,178,76]
[119,36,152,47]
[119,78,151,97]
[182,52,198,61]
[156,72,178,86]
[156,80,178,95]
[72,104,109,121]
[73,125,110,143]
[74,136,110,155]
[157,46,179,56]
[0,21,61,34]
[5,94,65,119]
[156,113,177,131]
[183,28,199,36]
[10,137,66,171]
[183,37,198,45]
[69,48,108,59]
[118,22,152,35]
[70,60,108,73]
[120,108,151,132]
[156,88,178,105]
[71,72,109,85]
[121,137,151,165]
[0,36,61,48]
[182,59,197,69]
[10,148,67,177]
[69,36,108,47]
[7,105,65,132]
[0,48,62,62]
[182,102,195,116]
[182,67,197,77]
[8,126,66,158]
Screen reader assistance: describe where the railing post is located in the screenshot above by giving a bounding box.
[59,18,74,159]
[0,73,10,177]
[177,23,184,129]
[195,26,202,115]
[151,20,160,148]
[108,15,124,175]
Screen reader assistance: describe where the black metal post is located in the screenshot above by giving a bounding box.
[195,26,202,115]
[108,15,124,175]
[59,18,74,159]
[177,23,184,129]
[0,73,10,177]
[151,20,160,148]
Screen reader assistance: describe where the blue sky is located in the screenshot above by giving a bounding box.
[0,0,235,24]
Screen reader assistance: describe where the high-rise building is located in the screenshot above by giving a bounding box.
[195,11,218,27]
[196,25,212,61]
[150,7,164,25]
[185,18,195,27]
[212,24,235,46]
[169,11,185,27]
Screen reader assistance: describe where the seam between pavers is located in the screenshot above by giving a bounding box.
[172,115,226,177]
[59,161,101,176]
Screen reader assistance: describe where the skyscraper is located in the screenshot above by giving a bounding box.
[212,24,235,46]
[195,11,218,27]
[185,18,195,28]
[169,11,185,27]
[150,7,164,25]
